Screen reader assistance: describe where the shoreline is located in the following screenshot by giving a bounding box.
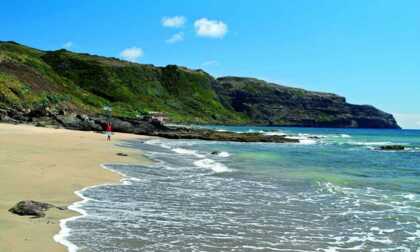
[0,123,152,252]
[53,163,147,252]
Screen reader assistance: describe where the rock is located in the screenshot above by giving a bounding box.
[1,115,19,124]
[210,151,221,155]
[117,152,128,157]
[35,122,46,127]
[378,145,406,151]
[153,128,299,143]
[308,136,320,139]
[8,200,57,218]
[150,118,165,128]
[0,108,299,143]
[54,114,102,131]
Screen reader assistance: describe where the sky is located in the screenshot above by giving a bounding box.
[1,0,419,128]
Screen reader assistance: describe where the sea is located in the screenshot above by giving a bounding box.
[55,126,420,252]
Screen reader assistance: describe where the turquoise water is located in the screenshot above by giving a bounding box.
[63,127,420,251]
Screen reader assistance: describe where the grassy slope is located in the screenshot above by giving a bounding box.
[0,41,399,128]
[0,41,246,124]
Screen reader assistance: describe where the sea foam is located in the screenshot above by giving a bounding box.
[217,151,231,157]
[193,158,231,173]
[53,164,129,252]
[286,134,318,145]
[54,185,95,252]
[172,147,205,158]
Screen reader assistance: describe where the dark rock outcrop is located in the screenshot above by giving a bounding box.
[213,77,400,129]
[0,107,298,143]
[151,128,299,143]
[9,200,64,218]
[378,145,406,151]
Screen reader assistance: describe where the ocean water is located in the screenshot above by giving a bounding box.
[57,127,420,251]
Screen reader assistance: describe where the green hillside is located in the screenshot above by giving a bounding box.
[0,41,246,124]
[0,41,400,128]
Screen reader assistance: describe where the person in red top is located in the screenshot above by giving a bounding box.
[105,122,112,141]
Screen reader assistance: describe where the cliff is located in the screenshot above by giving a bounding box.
[214,77,399,128]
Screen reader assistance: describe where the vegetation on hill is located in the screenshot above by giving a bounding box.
[0,41,245,124]
[0,41,400,128]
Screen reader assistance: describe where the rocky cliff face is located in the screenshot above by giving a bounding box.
[0,41,400,128]
[214,77,400,128]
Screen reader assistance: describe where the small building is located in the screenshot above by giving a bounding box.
[147,111,168,124]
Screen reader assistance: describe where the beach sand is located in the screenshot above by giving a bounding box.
[0,123,151,252]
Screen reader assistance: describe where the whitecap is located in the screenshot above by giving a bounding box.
[402,193,416,201]
[193,158,231,173]
[263,131,286,136]
[286,136,318,145]
[340,134,351,138]
[172,148,205,158]
[217,151,231,157]
[298,138,318,144]
[285,133,320,145]
[350,141,405,146]
[144,139,171,149]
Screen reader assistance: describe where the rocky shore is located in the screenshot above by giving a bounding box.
[0,107,298,143]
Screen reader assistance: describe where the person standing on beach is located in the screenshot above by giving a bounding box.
[105,122,112,141]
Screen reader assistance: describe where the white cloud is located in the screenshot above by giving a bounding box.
[393,113,420,129]
[201,60,219,67]
[119,47,144,62]
[194,18,228,38]
[161,16,186,28]
[63,41,73,49]
[166,32,184,44]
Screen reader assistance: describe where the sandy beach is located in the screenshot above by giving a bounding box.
[0,123,151,252]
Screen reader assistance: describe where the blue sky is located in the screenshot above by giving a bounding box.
[2,0,419,128]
